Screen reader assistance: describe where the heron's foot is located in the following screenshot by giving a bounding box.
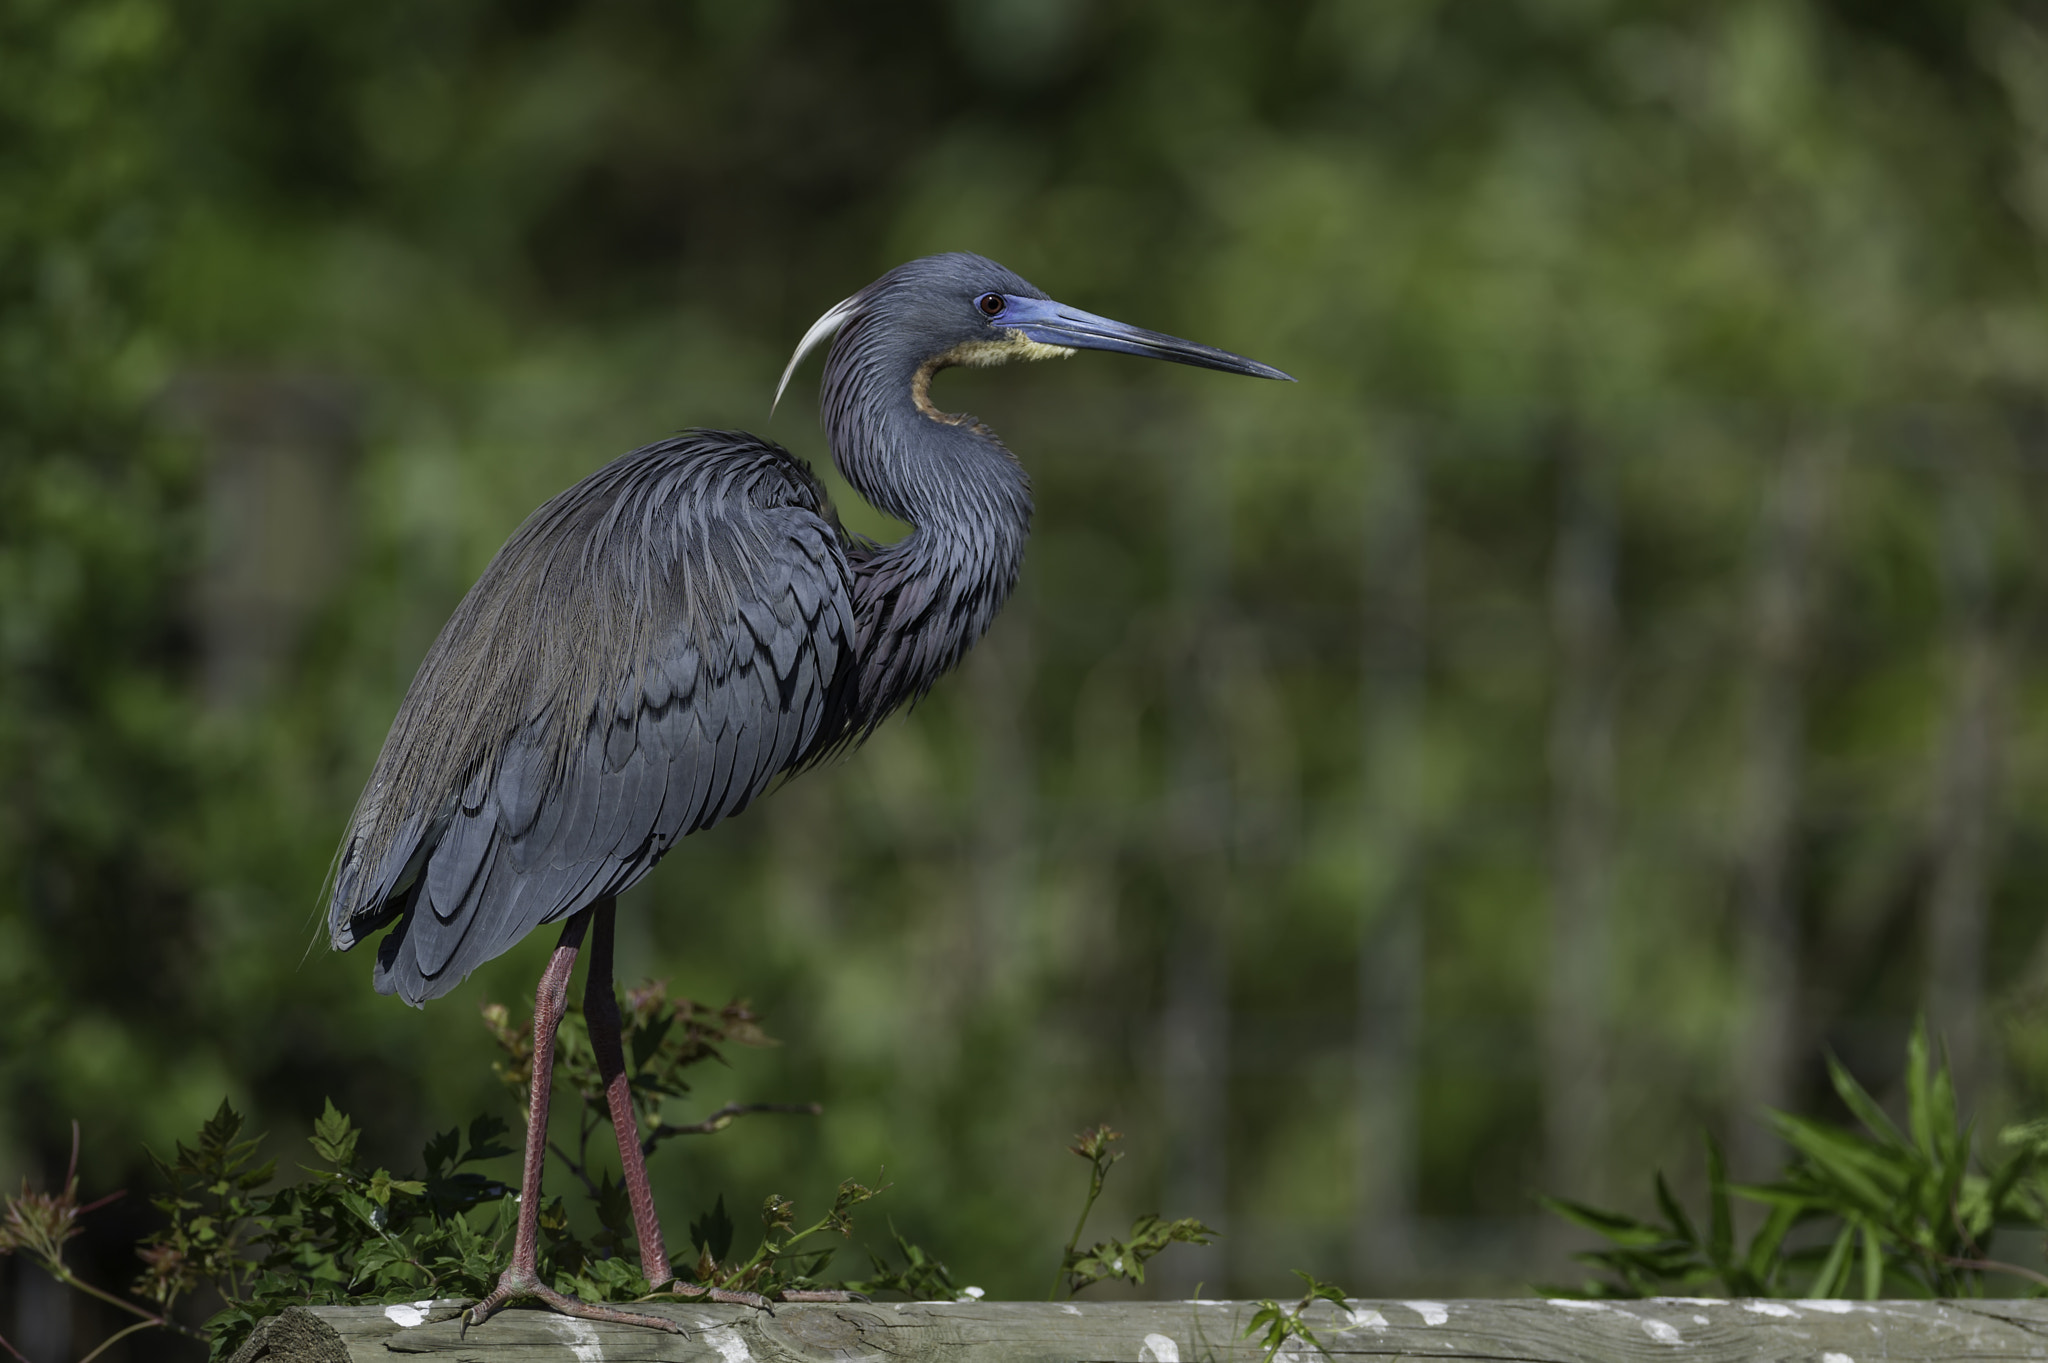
[777,1289,869,1303]
[671,1282,774,1311]
[466,1268,686,1334]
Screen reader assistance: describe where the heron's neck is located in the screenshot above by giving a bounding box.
[821,351,1033,727]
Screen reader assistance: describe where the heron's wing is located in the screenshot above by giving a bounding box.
[329,433,857,1005]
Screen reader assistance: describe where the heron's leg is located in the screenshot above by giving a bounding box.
[582,905,787,1309]
[467,910,682,1335]
[495,914,588,1289]
[583,897,674,1287]
[581,905,847,1309]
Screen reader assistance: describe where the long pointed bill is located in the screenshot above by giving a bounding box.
[999,296,1294,381]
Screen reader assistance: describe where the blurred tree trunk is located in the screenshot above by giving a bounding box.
[1159,423,1232,1294]
[1733,437,1829,1179]
[168,373,360,711]
[968,615,1036,1000]
[1355,431,1426,1290]
[10,1261,70,1363]
[1927,451,2001,1104]
[766,764,836,948]
[1544,432,1614,1217]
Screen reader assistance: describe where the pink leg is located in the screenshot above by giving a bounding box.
[584,898,674,1287]
[584,901,781,1309]
[467,910,681,1334]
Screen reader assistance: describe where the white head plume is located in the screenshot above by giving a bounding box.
[772,293,859,416]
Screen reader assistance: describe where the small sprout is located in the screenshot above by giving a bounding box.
[1052,1123,1214,1299]
[829,1180,877,1235]
[1069,1124,1123,1164]
[133,1242,191,1307]
[1244,1272,1351,1362]
[762,1193,797,1239]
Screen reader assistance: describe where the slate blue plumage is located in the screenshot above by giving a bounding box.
[330,254,1289,1008]
[329,432,859,1002]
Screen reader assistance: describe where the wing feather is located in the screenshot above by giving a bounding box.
[424,806,494,926]
[332,432,857,1005]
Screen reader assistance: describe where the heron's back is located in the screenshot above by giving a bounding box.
[329,431,858,1005]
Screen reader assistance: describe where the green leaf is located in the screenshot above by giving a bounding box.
[1985,1127,2041,1217]
[421,1128,460,1179]
[1823,1055,1905,1151]
[462,1116,513,1165]
[1808,1224,1854,1299]
[1703,1133,1733,1272]
[229,1157,275,1194]
[365,1170,402,1206]
[1064,1213,1217,1294]
[1770,1114,1900,1212]
[1238,1273,1348,1363]
[199,1100,247,1160]
[760,1193,795,1241]
[1535,1195,1669,1248]
[629,1011,672,1074]
[310,1101,359,1169]
[1743,1202,1798,1289]
[1653,1173,1697,1249]
[590,1173,632,1247]
[1292,1269,1349,1307]
[828,1179,878,1235]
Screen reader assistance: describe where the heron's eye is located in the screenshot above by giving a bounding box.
[976,292,1005,318]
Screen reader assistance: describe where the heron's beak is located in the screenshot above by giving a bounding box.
[1000,296,1295,381]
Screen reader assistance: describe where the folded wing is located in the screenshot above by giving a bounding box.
[328,432,858,1005]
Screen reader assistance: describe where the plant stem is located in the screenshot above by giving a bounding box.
[47,1265,160,1327]
[42,1263,203,1341]
[1940,1253,2048,1290]
[1050,1158,1107,1300]
[0,1326,29,1363]
[548,1139,601,1199]
[76,1320,160,1363]
[642,1103,823,1156]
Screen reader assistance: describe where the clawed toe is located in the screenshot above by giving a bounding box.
[466,1273,686,1335]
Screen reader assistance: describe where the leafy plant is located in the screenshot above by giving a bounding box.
[0,985,874,1360]
[676,1179,884,1296]
[1050,1125,1216,1299]
[1543,1022,2048,1299]
[1241,1271,1351,1362]
[145,1099,515,1359]
[1540,1132,1797,1298]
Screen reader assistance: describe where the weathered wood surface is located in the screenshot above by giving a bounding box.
[264,1296,2048,1363]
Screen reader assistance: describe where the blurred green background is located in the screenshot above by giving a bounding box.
[9,0,2048,1352]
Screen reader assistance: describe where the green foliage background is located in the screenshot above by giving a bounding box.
[8,0,2048,1348]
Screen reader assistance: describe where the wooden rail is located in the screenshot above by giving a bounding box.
[234,1296,2048,1363]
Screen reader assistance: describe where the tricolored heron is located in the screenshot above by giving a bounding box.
[328,253,1291,1329]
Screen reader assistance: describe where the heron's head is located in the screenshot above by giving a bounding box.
[774,252,1292,415]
